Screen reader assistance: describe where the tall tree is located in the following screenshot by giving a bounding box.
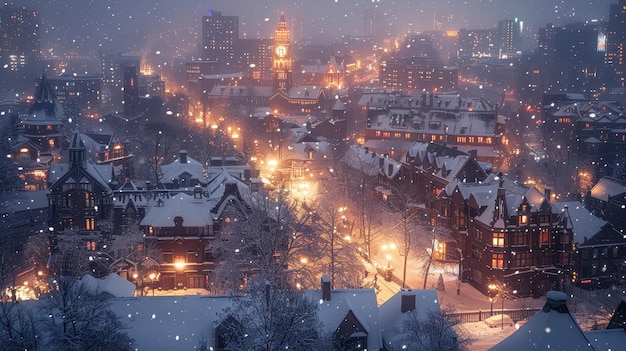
[41,233,134,351]
[215,185,317,290]
[218,279,321,351]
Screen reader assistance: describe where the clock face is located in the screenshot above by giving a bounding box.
[276,45,287,57]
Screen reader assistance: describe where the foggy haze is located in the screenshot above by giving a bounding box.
[23,0,610,57]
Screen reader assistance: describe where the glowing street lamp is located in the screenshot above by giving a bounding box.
[488,283,498,316]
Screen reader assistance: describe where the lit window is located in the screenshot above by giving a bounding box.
[492,253,504,269]
[540,229,550,244]
[492,232,505,247]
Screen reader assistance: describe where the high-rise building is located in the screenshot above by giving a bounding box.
[0,4,40,70]
[273,13,292,91]
[123,66,139,116]
[497,18,523,58]
[201,10,239,70]
[235,38,273,83]
[457,28,498,63]
[607,0,626,86]
[538,23,558,57]
[100,54,140,109]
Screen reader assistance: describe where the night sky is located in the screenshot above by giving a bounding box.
[20,0,612,56]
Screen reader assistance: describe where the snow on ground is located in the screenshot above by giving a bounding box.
[459,318,518,351]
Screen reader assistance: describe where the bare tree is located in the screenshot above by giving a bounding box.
[387,306,471,351]
[217,279,321,351]
[384,179,425,289]
[214,185,318,290]
[41,234,135,351]
[0,300,41,351]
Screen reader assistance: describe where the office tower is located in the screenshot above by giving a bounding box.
[201,10,239,70]
[123,66,139,116]
[497,18,523,58]
[607,0,626,85]
[0,4,40,70]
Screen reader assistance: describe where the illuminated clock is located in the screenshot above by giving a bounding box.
[275,45,287,57]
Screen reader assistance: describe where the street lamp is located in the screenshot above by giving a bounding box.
[149,273,156,296]
[386,254,392,269]
[488,283,497,316]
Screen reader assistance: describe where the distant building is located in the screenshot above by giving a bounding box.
[497,18,523,58]
[607,0,626,86]
[100,54,140,109]
[587,176,626,231]
[361,91,503,163]
[273,13,293,91]
[379,58,458,93]
[235,38,273,83]
[20,75,66,156]
[457,28,498,63]
[201,10,239,70]
[47,74,101,118]
[0,4,40,71]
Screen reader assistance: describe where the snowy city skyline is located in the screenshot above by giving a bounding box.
[22,0,612,55]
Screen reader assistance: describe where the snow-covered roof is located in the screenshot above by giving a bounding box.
[159,151,206,185]
[342,144,385,176]
[0,189,48,214]
[21,75,65,126]
[552,202,607,244]
[304,287,383,350]
[586,329,626,351]
[109,295,233,350]
[379,289,440,348]
[590,177,626,202]
[489,291,593,351]
[140,193,216,227]
[81,274,136,297]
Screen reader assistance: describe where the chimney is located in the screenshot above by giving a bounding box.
[544,186,552,201]
[321,274,331,301]
[401,293,416,313]
[364,147,369,154]
[469,149,477,159]
[180,150,188,164]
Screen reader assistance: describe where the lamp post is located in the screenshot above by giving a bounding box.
[149,273,156,296]
[488,283,497,316]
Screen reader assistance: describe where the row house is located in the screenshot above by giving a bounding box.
[360,91,505,163]
[586,176,626,231]
[438,174,572,296]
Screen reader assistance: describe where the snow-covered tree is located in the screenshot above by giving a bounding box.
[0,300,41,351]
[0,113,21,194]
[214,185,318,290]
[42,236,134,351]
[388,307,470,351]
[41,276,134,351]
[217,279,321,351]
[96,219,161,280]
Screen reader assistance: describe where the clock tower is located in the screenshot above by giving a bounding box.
[273,12,292,91]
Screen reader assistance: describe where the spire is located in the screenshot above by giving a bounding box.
[278,12,286,30]
[69,133,86,167]
[26,74,65,123]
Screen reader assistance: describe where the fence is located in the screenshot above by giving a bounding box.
[450,308,541,324]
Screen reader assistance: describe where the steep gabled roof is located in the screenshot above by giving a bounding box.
[590,176,626,202]
[490,291,593,351]
[304,287,382,350]
[22,75,65,126]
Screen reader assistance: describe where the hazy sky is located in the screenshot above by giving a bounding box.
[21,0,612,56]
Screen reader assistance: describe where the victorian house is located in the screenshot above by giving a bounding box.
[438,174,572,296]
[15,75,67,190]
[138,152,252,290]
[47,133,114,234]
